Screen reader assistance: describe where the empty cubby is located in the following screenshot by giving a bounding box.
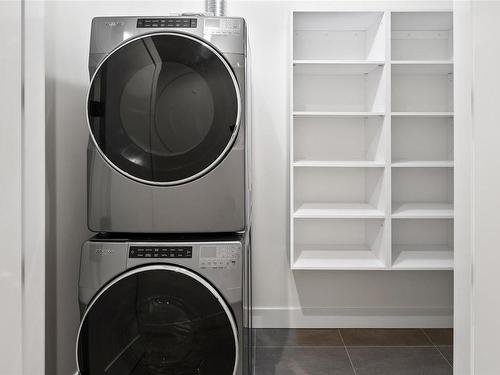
[391,12,453,61]
[392,218,453,269]
[293,12,386,61]
[294,63,386,113]
[391,64,453,113]
[392,116,453,163]
[294,116,385,163]
[294,167,386,218]
[392,167,453,218]
[293,218,387,269]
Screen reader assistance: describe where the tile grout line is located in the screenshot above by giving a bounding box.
[254,344,435,348]
[421,329,453,369]
[338,329,358,375]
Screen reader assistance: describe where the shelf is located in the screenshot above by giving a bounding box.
[391,112,453,117]
[294,203,385,219]
[391,161,454,168]
[294,111,385,118]
[294,160,385,168]
[293,61,384,75]
[293,245,386,270]
[392,245,453,270]
[392,202,454,219]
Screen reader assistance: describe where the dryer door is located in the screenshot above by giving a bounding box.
[87,32,240,185]
[77,265,238,375]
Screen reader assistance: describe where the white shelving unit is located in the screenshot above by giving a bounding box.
[290,10,454,270]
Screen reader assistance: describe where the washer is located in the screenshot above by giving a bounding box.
[86,16,250,233]
[76,233,252,375]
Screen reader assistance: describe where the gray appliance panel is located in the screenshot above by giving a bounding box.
[79,240,243,306]
[89,16,246,57]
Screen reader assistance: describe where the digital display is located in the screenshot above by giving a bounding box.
[137,18,198,28]
[129,246,193,259]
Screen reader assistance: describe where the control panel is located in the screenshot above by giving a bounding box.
[129,246,193,259]
[137,18,198,28]
[199,245,239,269]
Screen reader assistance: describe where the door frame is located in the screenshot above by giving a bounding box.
[0,0,45,373]
[453,0,473,374]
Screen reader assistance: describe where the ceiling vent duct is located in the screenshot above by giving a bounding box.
[206,0,226,16]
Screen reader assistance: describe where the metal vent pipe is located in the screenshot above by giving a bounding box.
[206,0,226,16]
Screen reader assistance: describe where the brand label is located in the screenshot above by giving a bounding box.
[95,248,115,256]
[105,21,124,28]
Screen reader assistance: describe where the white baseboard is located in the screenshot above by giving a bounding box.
[252,307,453,328]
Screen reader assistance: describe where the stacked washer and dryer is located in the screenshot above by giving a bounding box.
[76,15,252,375]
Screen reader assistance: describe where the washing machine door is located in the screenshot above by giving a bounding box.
[76,265,238,375]
[87,32,241,185]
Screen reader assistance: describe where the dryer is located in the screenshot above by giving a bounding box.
[86,16,250,233]
[76,233,252,375]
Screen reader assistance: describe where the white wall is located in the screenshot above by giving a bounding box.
[44,1,453,374]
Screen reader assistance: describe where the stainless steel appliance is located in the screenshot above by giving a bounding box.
[76,233,252,375]
[86,16,250,233]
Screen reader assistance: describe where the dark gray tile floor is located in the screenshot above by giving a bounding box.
[254,328,453,374]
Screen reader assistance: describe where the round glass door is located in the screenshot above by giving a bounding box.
[87,33,240,185]
[77,265,238,375]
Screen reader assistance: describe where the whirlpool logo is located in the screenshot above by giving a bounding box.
[105,21,124,27]
[95,248,115,256]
